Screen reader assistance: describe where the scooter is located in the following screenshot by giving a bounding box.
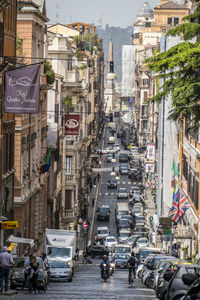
[101,264,109,282]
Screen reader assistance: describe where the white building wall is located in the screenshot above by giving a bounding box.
[157,36,181,217]
[122,45,136,97]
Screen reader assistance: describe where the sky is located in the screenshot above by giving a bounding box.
[46,0,160,28]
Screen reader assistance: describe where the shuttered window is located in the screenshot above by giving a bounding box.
[65,190,72,209]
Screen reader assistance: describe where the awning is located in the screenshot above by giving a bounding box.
[7,235,35,248]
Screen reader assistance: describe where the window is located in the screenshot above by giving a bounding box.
[66,156,72,174]
[162,29,167,33]
[144,91,148,102]
[174,18,179,26]
[55,79,59,92]
[65,190,72,209]
[143,120,148,130]
[67,61,72,71]
[143,79,149,86]
[145,22,151,28]
[54,103,59,123]
[168,18,172,25]
[142,106,147,116]
[134,33,139,39]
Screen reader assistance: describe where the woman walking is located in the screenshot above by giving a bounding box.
[29,256,40,294]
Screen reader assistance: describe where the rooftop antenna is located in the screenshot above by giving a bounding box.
[56,4,59,24]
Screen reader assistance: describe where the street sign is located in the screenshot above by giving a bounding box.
[1,221,18,230]
[83,222,88,229]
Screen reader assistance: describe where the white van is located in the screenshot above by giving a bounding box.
[116,203,129,223]
[113,244,131,255]
[97,226,109,239]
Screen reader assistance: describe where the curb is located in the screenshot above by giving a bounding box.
[0,291,18,296]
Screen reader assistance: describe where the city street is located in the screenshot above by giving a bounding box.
[0,119,157,299]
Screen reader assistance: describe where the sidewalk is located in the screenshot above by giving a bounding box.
[144,188,162,248]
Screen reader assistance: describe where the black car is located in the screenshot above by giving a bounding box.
[88,245,109,258]
[119,153,129,162]
[107,179,117,189]
[96,205,111,221]
[114,253,130,269]
[118,218,130,230]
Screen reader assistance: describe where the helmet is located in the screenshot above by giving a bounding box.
[8,247,12,251]
[103,254,107,259]
[131,252,135,257]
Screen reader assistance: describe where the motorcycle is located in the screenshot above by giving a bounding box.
[109,262,115,276]
[101,264,109,282]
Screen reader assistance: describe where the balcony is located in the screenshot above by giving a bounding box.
[0,0,11,12]
[63,209,75,219]
[65,174,78,185]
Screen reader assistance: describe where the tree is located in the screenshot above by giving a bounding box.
[146,0,200,130]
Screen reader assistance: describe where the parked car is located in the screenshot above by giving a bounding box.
[88,245,109,258]
[166,263,200,300]
[49,259,73,282]
[117,188,128,199]
[135,237,149,248]
[97,205,111,221]
[114,253,130,269]
[107,179,117,189]
[10,257,48,291]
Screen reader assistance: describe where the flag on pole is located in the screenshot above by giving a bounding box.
[171,160,178,191]
[40,149,52,174]
[168,187,190,223]
[168,189,180,223]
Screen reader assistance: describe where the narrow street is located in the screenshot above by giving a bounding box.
[1,117,156,299]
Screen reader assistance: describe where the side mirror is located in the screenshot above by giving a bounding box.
[163,270,174,282]
[182,273,196,286]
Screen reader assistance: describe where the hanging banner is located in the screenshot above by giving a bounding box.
[65,115,79,135]
[4,64,41,113]
[147,143,155,160]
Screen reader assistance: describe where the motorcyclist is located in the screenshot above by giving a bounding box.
[128,252,138,284]
[100,255,110,279]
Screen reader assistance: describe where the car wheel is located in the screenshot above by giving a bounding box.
[68,277,72,282]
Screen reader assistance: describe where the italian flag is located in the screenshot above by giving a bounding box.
[171,159,178,191]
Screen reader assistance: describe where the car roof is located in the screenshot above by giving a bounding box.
[114,244,131,247]
[97,226,109,230]
[106,236,116,240]
[119,229,131,233]
[100,205,110,208]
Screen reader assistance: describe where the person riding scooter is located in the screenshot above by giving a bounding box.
[100,255,110,279]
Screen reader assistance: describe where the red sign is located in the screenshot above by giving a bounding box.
[65,115,80,135]
[83,222,88,229]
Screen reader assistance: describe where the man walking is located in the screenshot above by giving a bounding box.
[0,246,14,292]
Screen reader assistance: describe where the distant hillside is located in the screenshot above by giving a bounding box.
[96,25,132,82]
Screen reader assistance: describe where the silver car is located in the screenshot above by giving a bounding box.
[49,259,73,282]
[117,188,128,199]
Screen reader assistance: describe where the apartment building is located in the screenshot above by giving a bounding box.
[0,0,17,247]
[14,0,49,255]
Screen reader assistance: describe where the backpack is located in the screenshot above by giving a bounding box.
[129,256,136,267]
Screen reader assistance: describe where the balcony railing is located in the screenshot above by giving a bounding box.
[63,209,75,218]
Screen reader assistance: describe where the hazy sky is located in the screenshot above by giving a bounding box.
[46,0,160,28]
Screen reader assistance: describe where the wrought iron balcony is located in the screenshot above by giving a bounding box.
[0,0,11,12]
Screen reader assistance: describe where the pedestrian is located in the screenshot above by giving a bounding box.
[75,247,80,260]
[29,256,40,294]
[99,161,102,168]
[93,176,97,185]
[100,151,102,158]
[92,197,95,207]
[0,246,14,292]
[82,251,88,264]
[97,172,101,182]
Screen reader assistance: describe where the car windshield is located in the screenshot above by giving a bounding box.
[17,258,43,269]
[133,210,142,214]
[115,247,131,253]
[50,261,69,268]
[139,250,154,259]
[99,208,109,213]
[106,238,116,243]
[128,236,139,242]
[119,232,130,237]
[119,188,127,193]
[137,239,148,244]
[47,247,71,258]
[98,230,108,234]
[115,254,129,260]
[118,211,129,215]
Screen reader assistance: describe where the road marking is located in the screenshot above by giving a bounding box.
[128,182,131,184]
[122,181,126,184]
[105,193,108,195]
[110,193,114,195]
